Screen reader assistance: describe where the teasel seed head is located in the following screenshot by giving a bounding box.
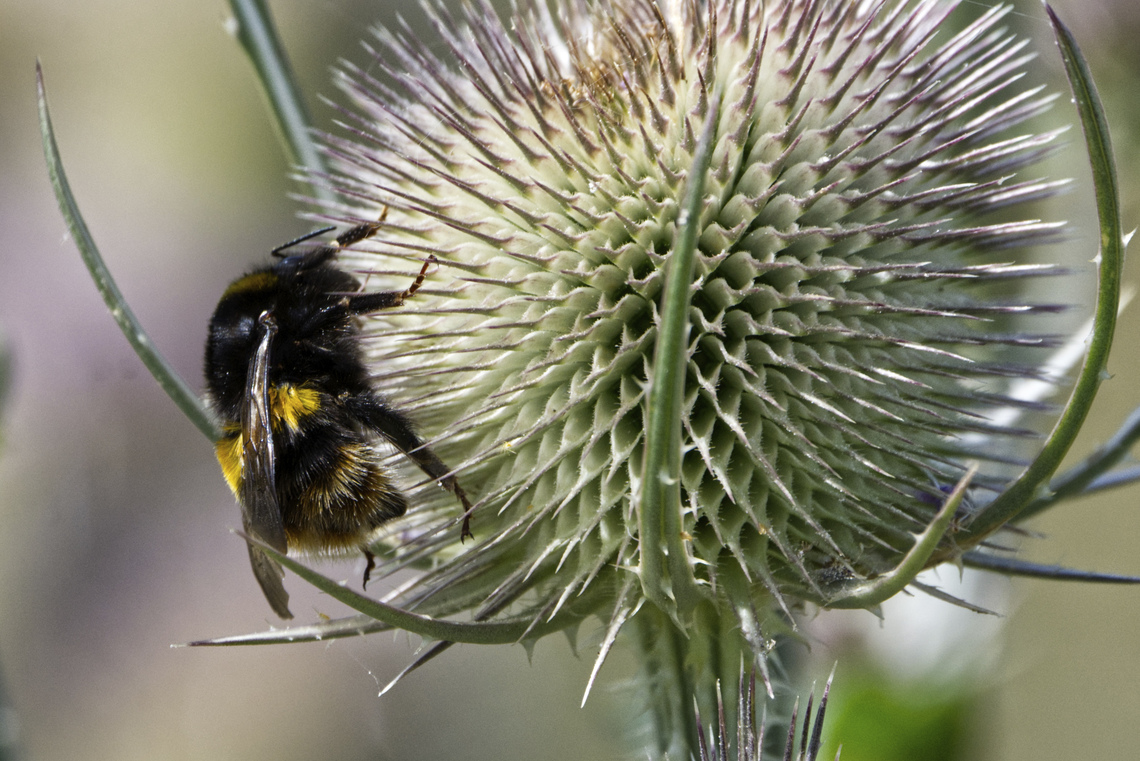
[320,0,1072,693]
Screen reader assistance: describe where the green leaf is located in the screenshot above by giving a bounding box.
[961,5,1124,542]
[826,465,976,609]
[208,531,589,646]
[36,62,222,443]
[963,551,1140,584]
[1019,402,1140,519]
[637,87,722,621]
[181,614,389,647]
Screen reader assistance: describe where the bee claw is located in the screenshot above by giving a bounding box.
[362,549,376,589]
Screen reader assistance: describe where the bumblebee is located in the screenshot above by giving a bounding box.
[204,220,472,619]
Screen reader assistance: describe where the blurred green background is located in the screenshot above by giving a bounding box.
[0,1,1138,759]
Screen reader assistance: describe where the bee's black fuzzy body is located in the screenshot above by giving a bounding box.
[204,223,470,618]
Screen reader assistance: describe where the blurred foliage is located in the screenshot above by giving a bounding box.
[0,335,8,445]
[819,663,982,761]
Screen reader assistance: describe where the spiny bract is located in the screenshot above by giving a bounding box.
[322,0,1070,654]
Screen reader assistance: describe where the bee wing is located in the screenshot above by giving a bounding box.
[244,543,291,619]
[240,312,292,619]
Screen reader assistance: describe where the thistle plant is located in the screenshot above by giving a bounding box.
[38,0,1136,758]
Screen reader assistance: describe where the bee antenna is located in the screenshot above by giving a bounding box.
[271,226,338,257]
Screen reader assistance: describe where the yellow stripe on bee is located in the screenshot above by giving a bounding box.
[215,431,244,498]
[212,387,320,496]
[222,271,278,299]
[269,384,322,433]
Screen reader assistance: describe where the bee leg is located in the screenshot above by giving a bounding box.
[343,256,437,315]
[332,205,388,250]
[453,482,475,541]
[289,207,391,269]
[362,548,376,589]
[345,393,475,540]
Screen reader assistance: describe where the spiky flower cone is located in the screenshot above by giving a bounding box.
[321,0,1070,750]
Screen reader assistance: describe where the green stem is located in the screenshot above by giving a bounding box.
[631,599,758,760]
[227,0,333,204]
[36,63,222,443]
[631,606,700,761]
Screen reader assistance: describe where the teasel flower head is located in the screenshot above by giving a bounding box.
[310,0,1111,734]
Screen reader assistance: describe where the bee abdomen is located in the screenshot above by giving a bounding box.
[278,432,407,554]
